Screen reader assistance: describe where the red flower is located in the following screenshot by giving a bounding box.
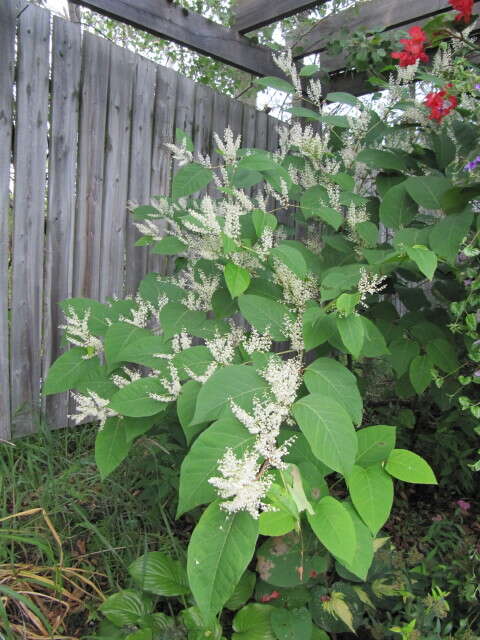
[260,590,281,603]
[391,26,429,67]
[449,0,474,23]
[424,85,458,121]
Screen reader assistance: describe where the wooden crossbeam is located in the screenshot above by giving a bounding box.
[293,0,480,59]
[233,0,327,34]
[71,0,286,78]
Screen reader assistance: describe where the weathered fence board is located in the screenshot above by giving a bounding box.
[2,1,283,437]
[0,0,18,440]
[43,17,82,429]
[100,46,136,301]
[74,33,110,300]
[10,5,50,436]
[125,57,157,295]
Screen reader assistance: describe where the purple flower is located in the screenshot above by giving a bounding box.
[464,155,480,171]
[476,83,480,90]
[456,499,471,512]
[474,370,480,377]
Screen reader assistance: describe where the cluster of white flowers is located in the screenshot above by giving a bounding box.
[149,363,181,403]
[307,78,323,107]
[326,182,341,210]
[210,356,302,518]
[209,449,273,519]
[60,308,103,359]
[346,202,369,245]
[171,330,193,353]
[358,267,388,308]
[273,49,302,96]
[178,268,220,312]
[112,366,142,388]
[397,59,420,84]
[242,328,272,355]
[70,391,118,429]
[205,326,244,366]
[273,259,318,310]
[288,123,328,169]
[164,139,193,167]
[119,294,168,328]
[213,128,242,164]
[283,315,304,352]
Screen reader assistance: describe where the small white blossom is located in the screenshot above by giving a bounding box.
[60,308,103,359]
[149,364,181,402]
[172,330,193,353]
[358,267,388,308]
[261,356,303,408]
[206,326,244,365]
[164,139,193,166]
[112,366,142,388]
[185,361,218,383]
[242,328,272,355]
[209,448,273,519]
[70,391,117,429]
[213,127,242,164]
[283,315,304,352]
[273,260,318,310]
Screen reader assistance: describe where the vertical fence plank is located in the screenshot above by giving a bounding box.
[193,83,214,198]
[99,45,135,301]
[227,98,244,144]
[125,57,156,295]
[74,32,110,300]
[43,17,82,429]
[0,0,17,440]
[10,4,50,436]
[149,66,178,275]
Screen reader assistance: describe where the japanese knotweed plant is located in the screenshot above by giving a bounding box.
[45,20,480,632]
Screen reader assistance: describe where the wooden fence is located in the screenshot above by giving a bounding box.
[0,0,282,439]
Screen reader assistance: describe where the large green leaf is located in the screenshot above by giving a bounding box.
[232,604,275,640]
[177,380,207,444]
[44,348,102,395]
[360,317,389,357]
[356,149,407,172]
[388,338,419,377]
[379,183,417,229]
[151,235,187,255]
[187,501,259,621]
[225,263,251,298]
[300,185,329,220]
[409,354,432,394]
[238,295,294,341]
[173,346,214,380]
[59,297,110,335]
[337,503,374,581]
[271,607,313,640]
[356,425,396,467]
[307,496,356,565]
[172,163,213,199]
[99,590,150,627]
[426,338,458,373]
[177,418,255,517]
[115,336,171,369]
[104,323,151,372]
[129,552,189,597]
[304,357,363,425]
[406,246,437,280]
[159,302,205,340]
[386,449,437,484]
[271,244,308,278]
[292,394,357,475]
[404,176,452,210]
[429,209,473,264]
[337,314,365,359]
[192,365,267,425]
[95,416,155,479]
[109,377,167,417]
[347,464,393,535]
[256,76,296,93]
[225,571,257,612]
[303,307,335,351]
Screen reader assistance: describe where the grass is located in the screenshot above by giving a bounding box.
[0,421,186,637]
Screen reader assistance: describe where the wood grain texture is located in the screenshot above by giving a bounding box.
[74,32,110,299]
[233,0,326,33]
[100,44,135,301]
[295,0,480,58]
[0,0,18,440]
[125,56,156,295]
[43,17,82,429]
[10,4,50,436]
[148,65,177,275]
[71,0,286,78]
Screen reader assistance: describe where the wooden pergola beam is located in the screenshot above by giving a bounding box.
[71,0,286,78]
[232,0,327,34]
[293,0,480,59]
